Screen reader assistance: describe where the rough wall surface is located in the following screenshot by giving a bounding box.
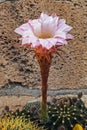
[0,0,87,90]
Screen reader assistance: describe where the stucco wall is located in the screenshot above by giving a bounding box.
[0,0,87,90]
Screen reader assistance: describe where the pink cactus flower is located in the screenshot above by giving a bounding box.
[15,12,73,50]
[15,12,73,120]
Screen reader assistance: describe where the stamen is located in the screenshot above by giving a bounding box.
[38,33,53,39]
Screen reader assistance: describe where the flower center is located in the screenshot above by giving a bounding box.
[38,33,53,39]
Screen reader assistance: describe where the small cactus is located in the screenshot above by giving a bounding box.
[22,101,41,122]
[0,114,44,130]
[45,93,87,130]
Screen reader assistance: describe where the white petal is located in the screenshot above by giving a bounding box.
[32,40,40,48]
[14,23,30,36]
[66,34,73,39]
[56,37,67,44]
[19,23,30,30]
[39,12,49,21]
[22,36,40,48]
[14,28,24,35]
[54,30,66,39]
[39,39,50,49]
[51,13,57,18]
[23,29,35,37]
[22,37,30,44]
[39,38,57,49]
[47,38,57,46]
[41,17,58,35]
[58,19,66,28]
[29,19,41,36]
[58,24,72,32]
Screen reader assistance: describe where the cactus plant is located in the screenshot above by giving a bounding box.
[0,114,44,130]
[45,94,87,130]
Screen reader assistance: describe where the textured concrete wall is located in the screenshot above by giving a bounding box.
[0,0,87,90]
